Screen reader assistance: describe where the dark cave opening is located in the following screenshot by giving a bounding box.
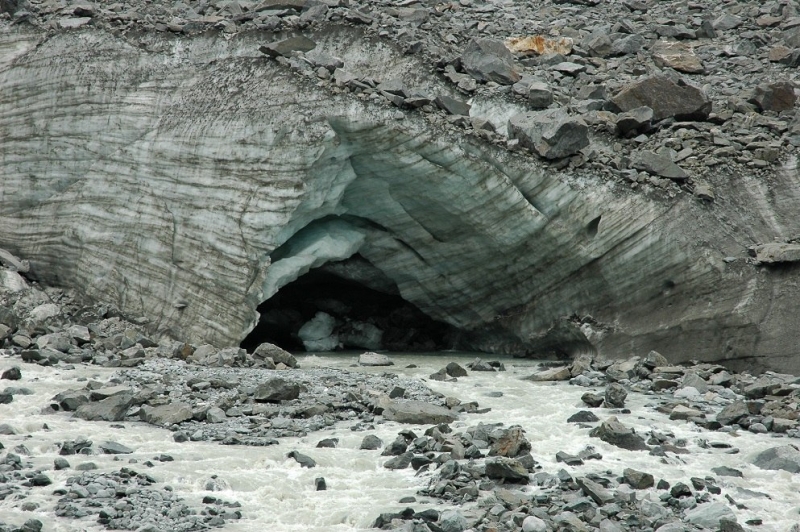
[241,261,458,353]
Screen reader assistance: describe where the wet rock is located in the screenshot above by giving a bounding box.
[488,426,531,458]
[568,410,599,423]
[445,362,467,378]
[606,357,639,381]
[610,76,711,121]
[139,403,193,426]
[752,445,800,473]
[383,451,413,470]
[508,108,589,160]
[604,383,627,408]
[577,476,613,505]
[462,38,520,85]
[259,35,316,58]
[581,392,605,408]
[684,502,736,529]
[99,441,134,454]
[358,352,394,366]
[288,450,316,468]
[485,457,529,482]
[748,82,797,113]
[316,438,338,448]
[623,467,654,489]
[74,392,134,422]
[1,366,21,380]
[54,457,70,470]
[315,477,326,490]
[524,365,572,381]
[382,400,456,424]
[254,378,300,402]
[711,466,743,478]
[590,417,649,451]
[669,405,703,421]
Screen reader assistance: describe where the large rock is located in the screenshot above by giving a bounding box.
[684,503,736,529]
[462,38,520,85]
[254,378,300,402]
[652,41,705,74]
[253,342,297,367]
[382,400,457,424]
[752,445,800,473]
[748,82,797,113]
[485,457,529,482]
[589,417,649,451]
[358,352,394,366]
[259,36,316,58]
[610,76,711,121]
[74,392,134,422]
[508,108,589,159]
[488,426,531,458]
[139,403,193,426]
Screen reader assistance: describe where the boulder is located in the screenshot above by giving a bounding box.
[445,362,467,377]
[360,434,382,450]
[485,457,529,482]
[287,450,316,468]
[383,452,413,470]
[488,426,531,458]
[254,378,300,402]
[752,243,800,264]
[99,441,134,454]
[577,477,614,505]
[589,417,649,451]
[74,392,134,422]
[139,403,193,426]
[752,445,800,473]
[462,38,520,85]
[581,392,605,407]
[568,410,599,423]
[669,405,703,421]
[604,383,627,408]
[748,82,797,113]
[524,366,572,381]
[358,352,394,366]
[605,357,639,381]
[623,467,654,489]
[508,108,589,159]
[383,400,457,424]
[434,95,471,116]
[610,76,711,121]
[652,41,705,74]
[716,400,749,426]
[616,106,653,136]
[438,509,467,532]
[684,502,736,529]
[254,342,297,367]
[1,366,21,381]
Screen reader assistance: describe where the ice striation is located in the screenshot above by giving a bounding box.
[3,26,800,371]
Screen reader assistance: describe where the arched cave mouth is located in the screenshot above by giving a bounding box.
[241,257,458,353]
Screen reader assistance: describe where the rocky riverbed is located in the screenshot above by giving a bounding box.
[2,255,800,532]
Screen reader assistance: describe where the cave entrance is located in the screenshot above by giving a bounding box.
[240,255,457,353]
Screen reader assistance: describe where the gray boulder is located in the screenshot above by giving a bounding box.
[485,457,529,482]
[616,106,653,136]
[435,95,471,116]
[508,108,589,159]
[589,417,649,451]
[139,403,193,426]
[383,451,413,470]
[461,38,520,85]
[684,502,736,529]
[360,434,382,450]
[382,400,456,424]
[99,441,134,454]
[254,378,300,402]
[288,450,316,468]
[623,467,654,489]
[438,509,467,532]
[604,383,627,408]
[716,400,749,426]
[254,341,297,366]
[74,392,134,422]
[610,76,711,121]
[488,426,531,458]
[752,445,800,473]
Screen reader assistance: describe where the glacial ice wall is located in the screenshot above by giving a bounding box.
[3,26,800,371]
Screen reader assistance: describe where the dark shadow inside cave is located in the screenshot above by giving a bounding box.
[241,256,458,353]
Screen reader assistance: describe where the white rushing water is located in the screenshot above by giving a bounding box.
[1,353,799,531]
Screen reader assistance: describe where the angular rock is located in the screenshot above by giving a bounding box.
[752,243,800,264]
[139,403,193,426]
[488,426,531,458]
[669,405,703,421]
[616,106,653,136]
[485,457,529,482]
[524,365,572,381]
[604,383,627,408]
[74,392,134,422]
[748,82,797,113]
[508,108,589,159]
[716,401,749,426]
[581,392,605,408]
[505,36,573,56]
[752,445,800,473]
[577,477,614,505]
[632,150,688,180]
[254,378,300,402]
[383,451,413,470]
[1,366,21,380]
[568,410,599,423]
[383,400,456,424]
[652,41,705,74]
[623,467,654,489]
[253,342,297,368]
[462,38,520,85]
[610,76,711,121]
[684,502,736,529]
[434,95,471,116]
[99,441,134,454]
[445,362,467,377]
[611,34,645,56]
[590,417,649,451]
[259,36,316,58]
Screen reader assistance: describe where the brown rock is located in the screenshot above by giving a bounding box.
[652,41,705,74]
[610,75,711,121]
[504,36,573,56]
[748,81,797,113]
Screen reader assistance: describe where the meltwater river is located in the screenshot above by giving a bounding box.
[0,353,798,531]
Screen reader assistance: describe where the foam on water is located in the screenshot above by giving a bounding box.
[1,353,798,531]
